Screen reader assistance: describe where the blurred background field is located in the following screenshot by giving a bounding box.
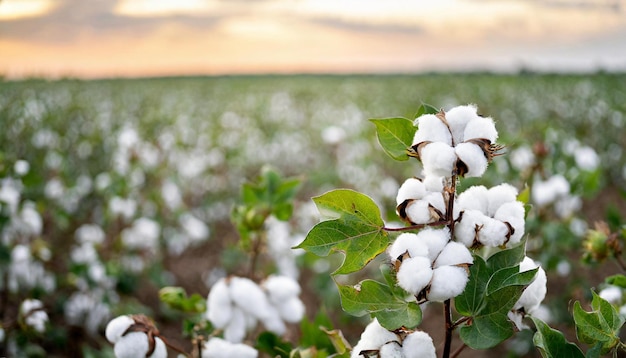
[1,73,626,356]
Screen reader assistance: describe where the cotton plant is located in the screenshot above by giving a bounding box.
[297,104,556,357]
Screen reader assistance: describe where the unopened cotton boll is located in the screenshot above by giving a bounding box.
[445,105,479,145]
[379,341,405,358]
[514,257,547,314]
[388,233,429,262]
[203,337,258,358]
[427,266,469,302]
[396,178,426,205]
[413,114,452,146]
[494,201,526,245]
[113,332,167,358]
[486,184,518,217]
[463,116,498,143]
[397,256,434,295]
[350,318,399,358]
[434,242,473,268]
[456,185,489,214]
[454,210,484,247]
[206,278,233,328]
[420,142,457,177]
[477,217,509,247]
[402,331,437,358]
[455,142,488,177]
[417,228,450,262]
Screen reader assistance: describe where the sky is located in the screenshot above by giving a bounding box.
[0,0,625,78]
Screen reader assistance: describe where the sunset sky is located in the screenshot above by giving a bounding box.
[1,0,625,78]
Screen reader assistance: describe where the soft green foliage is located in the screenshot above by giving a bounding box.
[158,286,206,313]
[370,117,415,161]
[573,291,625,355]
[296,189,388,275]
[605,274,626,289]
[531,317,585,358]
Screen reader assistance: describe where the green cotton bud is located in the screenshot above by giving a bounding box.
[245,208,267,230]
[159,286,187,309]
[583,228,611,263]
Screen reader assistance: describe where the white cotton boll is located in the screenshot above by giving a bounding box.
[463,116,498,143]
[494,201,526,245]
[554,195,582,219]
[264,275,301,304]
[203,337,258,358]
[229,277,273,321]
[455,142,488,178]
[379,341,405,358]
[456,185,489,214]
[276,297,305,323]
[532,175,570,207]
[354,318,399,354]
[105,315,135,343]
[454,210,484,247]
[402,331,437,358]
[150,337,167,358]
[487,184,518,217]
[321,126,346,145]
[20,299,48,333]
[223,308,247,343]
[75,224,106,245]
[396,178,426,205]
[206,278,233,329]
[427,266,469,302]
[417,228,450,262]
[599,286,622,305]
[405,200,432,224]
[261,306,286,335]
[425,192,446,216]
[510,146,535,172]
[420,142,457,177]
[477,217,509,247]
[412,114,452,146]
[444,105,479,144]
[388,233,429,262]
[574,146,600,171]
[114,333,167,358]
[434,242,473,268]
[423,175,444,192]
[397,257,434,295]
[179,213,210,242]
[514,257,547,313]
[14,159,30,176]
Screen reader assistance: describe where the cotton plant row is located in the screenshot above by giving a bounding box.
[298,104,623,357]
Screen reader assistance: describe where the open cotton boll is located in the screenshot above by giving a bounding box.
[223,307,247,343]
[206,278,233,328]
[260,306,286,335]
[454,210,485,247]
[413,114,453,146]
[229,277,273,320]
[417,227,450,262]
[276,297,305,323]
[423,175,444,192]
[427,266,469,302]
[456,185,489,214]
[203,337,259,358]
[402,331,437,358]
[105,315,135,343]
[263,275,301,304]
[434,241,473,268]
[463,116,498,143]
[444,105,479,144]
[599,286,623,305]
[514,257,547,314]
[494,201,526,245]
[477,217,510,247]
[455,142,488,178]
[379,341,405,358]
[114,332,167,358]
[532,175,570,207]
[396,178,426,205]
[420,142,457,177]
[487,184,518,217]
[351,318,399,357]
[388,233,429,262]
[397,257,434,295]
[425,192,446,216]
[405,200,432,224]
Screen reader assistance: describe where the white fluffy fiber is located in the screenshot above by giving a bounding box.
[433,241,473,268]
[203,337,258,358]
[423,175,444,192]
[514,257,547,314]
[455,185,489,215]
[397,257,434,295]
[223,307,247,343]
[444,105,479,145]
[229,277,274,320]
[396,178,426,205]
[263,275,301,303]
[454,209,484,247]
[379,341,405,358]
[425,192,446,215]
[599,286,623,305]
[494,201,525,245]
[388,233,429,263]
[417,228,450,263]
[486,183,518,217]
[275,297,305,323]
[105,315,135,343]
[464,116,498,143]
[412,114,452,146]
[402,331,437,358]
[405,200,431,224]
[420,142,457,177]
[206,278,233,329]
[477,217,510,247]
[531,175,570,207]
[113,332,167,358]
[455,142,488,177]
[427,266,469,302]
[350,318,399,358]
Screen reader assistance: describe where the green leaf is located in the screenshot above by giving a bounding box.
[296,190,388,274]
[414,103,440,117]
[255,331,293,358]
[337,279,422,330]
[459,311,513,349]
[605,274,626,289]
[573,291,625,354]
[320,327,351,355]
[456,255,490,316]
[370,118,416,161]
[159,286,207,313]
[486,239,527,271]
[486,266,538,296]
[531,317,585,358]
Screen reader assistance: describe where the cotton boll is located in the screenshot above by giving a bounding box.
[223,308,247,343]
[263,275,301,304]
[420,142,457,178]
[427,266,469,302]
[455,142,488,178]
[434,242,473,268]
[405,200,432,225]
[514,257,547,314]
[445,105,479,144]
[417,228,450,262]
[574,146,600,171]
[206,278,233,328]
[114,332,167,358]
[456,185,489,214]
[276,297,305,323]
[532,175,570,207]
[388,233,429,262]
[487,184,518,217]
[229,277,273,321]
[425,192,446,217]
[423,175,444,192]
[353,318,399,354]
[105,315,135,343]
[599,286,622,305]
[454,210,485,247]
[510,146,535,172]
[412,114,452,146]
[397,257,434,295]
[203,338,258,358]
[494,201,526,245]
[477,217,510,247]
[402,331,437,358]
[261,306,286,335]
[464,116,498,143]
[396,178,426,205]
[379,341,405,358]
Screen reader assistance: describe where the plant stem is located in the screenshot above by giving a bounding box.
[443,299,453,358]
[442,174,458,358]
[450,343,467,358]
